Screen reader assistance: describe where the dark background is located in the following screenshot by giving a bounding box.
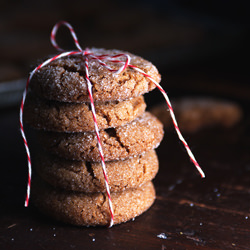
[1,0,249,101]
[1,1,250,249]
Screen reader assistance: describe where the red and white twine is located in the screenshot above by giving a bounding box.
[20,21,205,227]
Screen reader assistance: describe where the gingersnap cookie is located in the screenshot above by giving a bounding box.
[37,112,164,162]
[151,97,243,133]
[32,180,156,226]
[29,48,161,103]
[24,93,146,132]
[35,150,158,193]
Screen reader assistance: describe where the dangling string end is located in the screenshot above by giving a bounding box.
[128,65,206,179]
[195,163,205,178]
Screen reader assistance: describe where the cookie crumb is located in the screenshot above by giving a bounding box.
[168,185,175,191]
[176,179,183,184]
[7,224,16,229]
[157,233,167,239]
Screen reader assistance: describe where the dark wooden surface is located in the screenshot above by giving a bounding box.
[1,1,250,249]
[1,97,250,250]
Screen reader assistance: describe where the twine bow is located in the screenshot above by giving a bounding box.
[20,21,205,228]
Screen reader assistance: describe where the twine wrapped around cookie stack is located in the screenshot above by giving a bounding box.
[21,22,204,227]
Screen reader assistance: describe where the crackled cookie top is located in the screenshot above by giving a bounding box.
[38,112,164,162]
[24,93,146,132]
[30,48,161,102]
[36,150,158,193]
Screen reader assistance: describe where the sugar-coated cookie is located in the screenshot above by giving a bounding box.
[30,48,161,103]
[37,112,164,162]
[24,93,146,132]
[33,179,156,226]
[35,150,158,193]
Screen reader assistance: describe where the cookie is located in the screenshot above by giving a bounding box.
[32,180,155,226]
[37,112,164,162]
[151,97,243,133]
[24,93,146,132]
[29,48,161,102]
[35,150,158,193]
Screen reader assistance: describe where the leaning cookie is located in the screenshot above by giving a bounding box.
[151,97,243,133]
[32,179,156,226]
[24,93,146,132]
[37,112,164,162]
[29,48,160,103]
[35,150,158,193]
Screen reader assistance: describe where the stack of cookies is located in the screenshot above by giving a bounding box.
[24,48,164,226]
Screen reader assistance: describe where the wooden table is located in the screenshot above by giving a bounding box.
[1,100,249,250]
